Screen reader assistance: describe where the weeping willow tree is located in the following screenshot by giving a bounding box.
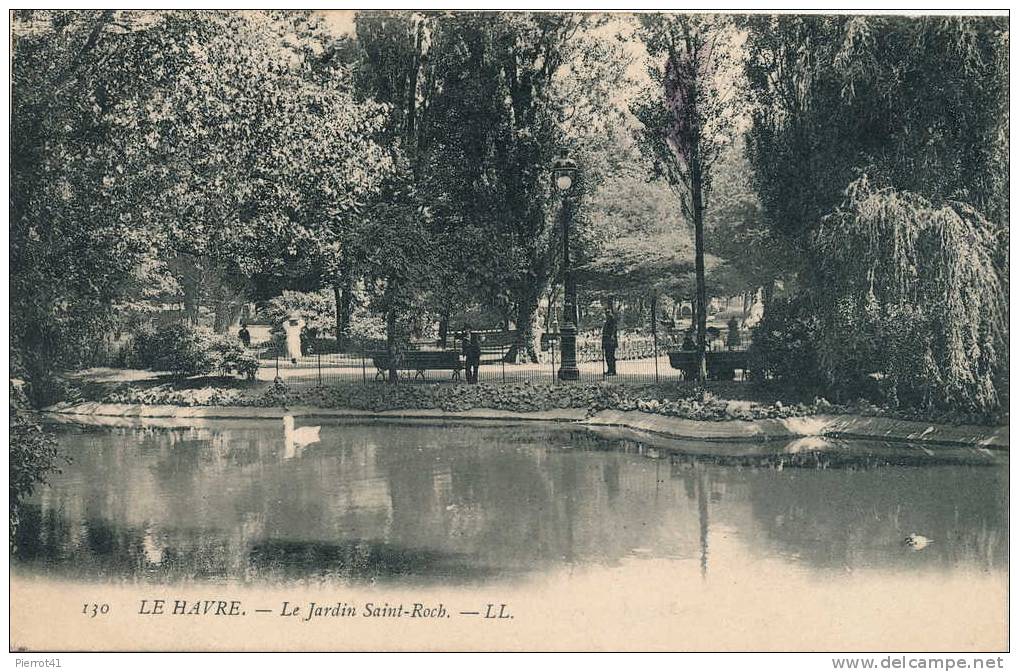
[814,176,1006,413]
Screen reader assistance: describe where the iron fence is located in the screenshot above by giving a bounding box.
[254,325,753,388]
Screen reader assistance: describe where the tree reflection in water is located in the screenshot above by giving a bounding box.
[12,421,1007,585]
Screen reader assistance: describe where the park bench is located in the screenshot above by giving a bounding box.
[371,350,462,381]
[667,349,750,381]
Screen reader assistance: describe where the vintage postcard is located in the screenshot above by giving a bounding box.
[8,7,1009,655]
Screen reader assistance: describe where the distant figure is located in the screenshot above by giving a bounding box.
[283,314,305,364]
[460,331,471,379]
[466,333,482,384]
[602,309,618,376]
[238,323,251,348]
[681,330,696,352]
[300,325,311,356]
[726,317,742,350]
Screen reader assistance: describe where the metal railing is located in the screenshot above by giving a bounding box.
[253,326,753,387]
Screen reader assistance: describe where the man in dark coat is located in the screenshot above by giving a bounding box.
[602,309,618,376]
[681,329,696,351]
[460,331,471,382]
[238,323,251,348]
[466,333,482,384]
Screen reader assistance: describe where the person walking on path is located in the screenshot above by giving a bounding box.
[602,308,618,376]
[238,323,251,348]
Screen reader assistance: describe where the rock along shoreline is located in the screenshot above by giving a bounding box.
[44,402,1008,450]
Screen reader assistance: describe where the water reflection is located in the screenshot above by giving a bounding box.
[13,420,1007,586]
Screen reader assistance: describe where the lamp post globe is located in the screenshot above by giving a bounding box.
[553,151,580,381]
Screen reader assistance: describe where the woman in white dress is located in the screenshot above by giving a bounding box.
[283,314,305,363]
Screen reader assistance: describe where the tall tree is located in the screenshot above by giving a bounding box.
[11,10,392,398]
[744,15,1009,410]
[632,15,742,382]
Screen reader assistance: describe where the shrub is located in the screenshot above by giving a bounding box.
[132,323,216,378]
[814,176,1007,412]
[208,337,259,380]
[748,296,825,396]
[10,380,63,542]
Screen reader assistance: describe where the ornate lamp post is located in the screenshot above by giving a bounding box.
[553,151,579,381]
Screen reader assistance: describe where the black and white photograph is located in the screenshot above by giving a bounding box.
[7,7,1010,656]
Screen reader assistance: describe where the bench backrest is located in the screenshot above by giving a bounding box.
[371,350,460,368]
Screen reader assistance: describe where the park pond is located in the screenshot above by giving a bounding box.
[11,418,1008,650]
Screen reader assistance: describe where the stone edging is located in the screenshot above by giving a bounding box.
[44,402,1008,450]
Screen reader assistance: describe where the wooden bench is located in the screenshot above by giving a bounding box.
[371,350,462,380]
[667,349,750,381]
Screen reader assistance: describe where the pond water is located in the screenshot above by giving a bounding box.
[11,418,1008,650]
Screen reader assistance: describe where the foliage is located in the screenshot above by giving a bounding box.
[744,15,1008,252]
[207,338,259,380]
[10,381,64,542]
[11,11,159,389]
[263,290,337,336]
[814,177,1006,412]
[747,296,824,394]
[744,15,1008,411]
[10,10,393,398]
[132,323,217,378]
[360,11,630,363]
[703,141,797,296]
[579,172,710,299]
[632,15,743,219]
[132,322,260,379]
[632,14,744,380]
[99,377,835,422]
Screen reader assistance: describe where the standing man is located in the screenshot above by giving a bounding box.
[238,322,251,348]
[466,333,482,384]
[602,307,618,376]
[460,329,471,382]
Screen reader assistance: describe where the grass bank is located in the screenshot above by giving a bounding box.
[55,372,1005,427]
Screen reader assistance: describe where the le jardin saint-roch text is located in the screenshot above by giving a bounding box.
[136,599,513,622]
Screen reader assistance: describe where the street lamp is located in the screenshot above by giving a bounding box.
[553,150,579,381]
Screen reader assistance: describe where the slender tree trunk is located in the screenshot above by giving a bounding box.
[763,279,777,307]
[182,286,201,326]
[691,150,708,384]
[333,273,354,351]
[386,305,399,383]
[438,309,450,348]
[340,283,348,346]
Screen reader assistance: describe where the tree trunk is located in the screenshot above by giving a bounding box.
[691,149,708,384]
[505,285,542,363]
[334,273,354,351]
[386,304,399,383]
[763,279,777,307]
[438,310,450,348]
[340,283,348,348]
[213,299,235,333]
[182,286,201,326]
